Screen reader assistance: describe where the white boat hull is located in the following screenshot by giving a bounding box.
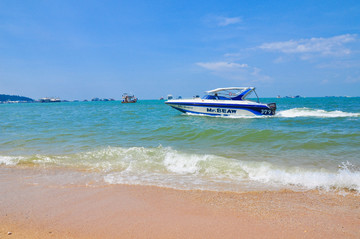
[166,99,276,116]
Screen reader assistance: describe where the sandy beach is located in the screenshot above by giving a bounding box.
[0,167,359,239]
[2,0,360,238]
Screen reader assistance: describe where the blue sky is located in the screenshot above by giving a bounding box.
[1,0,360,100]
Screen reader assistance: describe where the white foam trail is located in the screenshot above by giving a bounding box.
[186,108,360,119]
[277,108,360,118]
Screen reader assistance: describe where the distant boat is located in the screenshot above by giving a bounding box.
[122,93,138,103]
[285,95,302,99]
[39,97,61,103]
[160,97,164,100]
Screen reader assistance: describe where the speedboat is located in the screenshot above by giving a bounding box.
[122,93,138,103]
[165,87,276,116]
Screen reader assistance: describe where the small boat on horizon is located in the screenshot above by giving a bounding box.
[39,97,61,103]
[122,93,138,103]
[165,87,276,116]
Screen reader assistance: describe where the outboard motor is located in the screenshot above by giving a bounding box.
[267,103,277,115]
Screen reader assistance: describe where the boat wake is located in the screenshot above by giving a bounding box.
[186,108,360,119]
[277,108,360,118]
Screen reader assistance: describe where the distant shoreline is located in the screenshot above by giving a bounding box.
[1,94,360,104]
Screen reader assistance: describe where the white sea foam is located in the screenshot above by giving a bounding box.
[2,147,360,193]
[99,146,360,193]
[277,108,360,118]
[0,156,22,165]
[163,150,208,174]
[240,161,360,192]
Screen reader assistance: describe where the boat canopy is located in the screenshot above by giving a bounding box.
[123,93,135,97]
[204,87,257,101]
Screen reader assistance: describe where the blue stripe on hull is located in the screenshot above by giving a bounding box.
[171,107,224,116]
[166,102,272,115]
[170,105,262,116]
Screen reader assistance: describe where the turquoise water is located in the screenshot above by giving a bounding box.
[1,98,360,192]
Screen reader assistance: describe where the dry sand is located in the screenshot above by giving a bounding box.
[1,167,359,239]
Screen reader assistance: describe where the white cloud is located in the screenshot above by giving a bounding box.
[258,34,356,57]
[196,61,248,71]
[203,15,242,27]
[316,60,360,69]
[224,52,242,58]
[345,76,360,83]
[196,61,271,83]
[217,17,242,26]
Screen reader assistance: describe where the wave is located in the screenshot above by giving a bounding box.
[277,108,360,118]
[1,146,359,193]
[0,155,24,166]
[240,161,360,192]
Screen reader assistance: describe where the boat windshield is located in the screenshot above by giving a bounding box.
[203,87,258,102]
[202,95,231,100]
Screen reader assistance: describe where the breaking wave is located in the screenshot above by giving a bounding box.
[1,146,359,193]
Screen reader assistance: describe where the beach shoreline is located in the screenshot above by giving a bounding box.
[1,167,359,238]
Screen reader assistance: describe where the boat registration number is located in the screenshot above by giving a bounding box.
[261,109,273,115]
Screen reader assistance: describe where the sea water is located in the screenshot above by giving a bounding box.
[1,97,360,193]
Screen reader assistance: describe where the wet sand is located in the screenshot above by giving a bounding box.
[1,168,359,239]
